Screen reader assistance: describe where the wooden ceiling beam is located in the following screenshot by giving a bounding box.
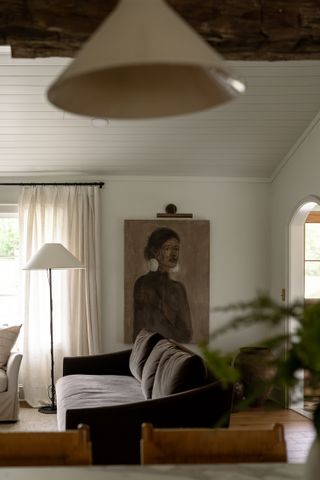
[1,0,320,60]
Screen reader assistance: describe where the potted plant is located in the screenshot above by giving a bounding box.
[199,292,320,478]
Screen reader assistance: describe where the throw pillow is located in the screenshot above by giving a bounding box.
[129,329,163,381]
[152,342,207,399]
[141,339,169,399]
[0,325,21,368]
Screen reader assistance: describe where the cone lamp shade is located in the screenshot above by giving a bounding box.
[47,0,245,119]
[24,243,83,270]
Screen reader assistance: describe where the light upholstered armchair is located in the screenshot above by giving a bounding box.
[0,352,22,421]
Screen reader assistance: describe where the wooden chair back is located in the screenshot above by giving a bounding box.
[141,423,287,464]
[0,424,92,466]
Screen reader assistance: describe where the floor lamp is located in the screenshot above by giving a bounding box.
[23,243,83,414]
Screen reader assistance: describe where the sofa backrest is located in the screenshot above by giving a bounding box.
[129,330,208,400]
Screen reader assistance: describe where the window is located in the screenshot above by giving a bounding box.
[305,211,320,300]
[0,205,20,327]
[304,210,320,401]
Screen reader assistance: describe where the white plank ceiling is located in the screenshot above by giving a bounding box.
[1,46,320,179]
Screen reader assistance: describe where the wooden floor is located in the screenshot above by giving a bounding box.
[230,406,315,463]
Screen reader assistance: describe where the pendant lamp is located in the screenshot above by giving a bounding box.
[47,0,245,119]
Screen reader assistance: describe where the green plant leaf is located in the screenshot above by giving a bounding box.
[200,292,320,436]
[200,343,240,388]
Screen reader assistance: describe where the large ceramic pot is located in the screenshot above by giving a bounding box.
[234,346,277,406]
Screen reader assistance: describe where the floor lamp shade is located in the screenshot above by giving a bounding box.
[23,243,83,413]
[47,0,245,119]
[24,243,83,270]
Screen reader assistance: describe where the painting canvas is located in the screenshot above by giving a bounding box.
[124,219,209,344]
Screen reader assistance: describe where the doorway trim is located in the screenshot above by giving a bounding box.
[288,195,320,414]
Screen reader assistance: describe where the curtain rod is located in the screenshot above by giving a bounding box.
[0,182,104,188]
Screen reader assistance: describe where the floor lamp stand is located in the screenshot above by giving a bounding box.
[38,268,57,414]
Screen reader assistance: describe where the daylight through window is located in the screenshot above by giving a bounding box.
[0,206,19,327]
[305,211,320,300]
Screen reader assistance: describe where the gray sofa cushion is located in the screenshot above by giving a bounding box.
[141,339,169,399]
[152,342,207,399]
[56,374,144,430]
[129,329,163,381]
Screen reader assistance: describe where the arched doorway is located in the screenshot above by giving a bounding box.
[288,195,320,417]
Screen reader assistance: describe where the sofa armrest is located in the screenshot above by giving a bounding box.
[65,380,233,464]
[6,352,22,393]
[63,349,132,377]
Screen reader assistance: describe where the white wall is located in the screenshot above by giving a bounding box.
[0,175,271,356]
[0,185,20,204]
[269,116,320,408]
[101,176,270,354]
[271,116,320,305]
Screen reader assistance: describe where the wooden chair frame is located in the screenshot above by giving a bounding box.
[141,423,287,464]
[0,423,92,466]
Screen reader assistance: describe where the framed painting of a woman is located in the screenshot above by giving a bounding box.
[124,220,209,344]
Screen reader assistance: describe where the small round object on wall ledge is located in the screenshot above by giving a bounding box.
[234,346,277,406]
[165,204,177,214]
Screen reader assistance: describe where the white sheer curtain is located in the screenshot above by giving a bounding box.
[19,185,102,407]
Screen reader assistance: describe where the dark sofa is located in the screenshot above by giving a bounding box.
[56,330,233,465]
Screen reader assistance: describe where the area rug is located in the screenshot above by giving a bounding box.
[0,403,58,432]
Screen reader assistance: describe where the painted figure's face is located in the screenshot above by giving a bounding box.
[155,237,180,272]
